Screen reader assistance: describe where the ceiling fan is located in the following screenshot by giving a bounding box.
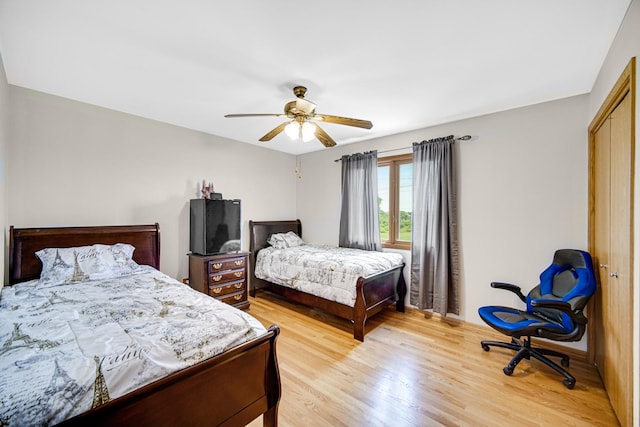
[224,86,373,148]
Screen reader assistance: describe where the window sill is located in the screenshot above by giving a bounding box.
[382,242,411,251]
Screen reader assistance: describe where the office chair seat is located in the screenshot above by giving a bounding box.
[478,249,596,389]
[478,305,568,337]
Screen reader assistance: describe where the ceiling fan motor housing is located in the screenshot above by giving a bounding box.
[293,86,308,98]
[285,99,316,117]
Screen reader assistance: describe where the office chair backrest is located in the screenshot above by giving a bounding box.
[526,249,596,332]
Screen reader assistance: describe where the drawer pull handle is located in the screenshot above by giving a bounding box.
[212,263,223,269]
[234,283,243,289]
[212,275,222,282]
[234,272,243,277]
[235,260,244,266]
[233,294,242,300]
[212,287,222,294]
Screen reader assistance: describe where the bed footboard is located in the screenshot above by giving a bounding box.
[61,325,281,427]
[353,264,406,341]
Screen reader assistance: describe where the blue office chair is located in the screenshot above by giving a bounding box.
[478,249,596,389]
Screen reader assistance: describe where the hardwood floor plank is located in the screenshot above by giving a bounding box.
[245,292,619,427]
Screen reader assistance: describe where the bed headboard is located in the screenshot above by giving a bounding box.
[248,220,302,294]
[248,220,302,256]
[8,223,161,285]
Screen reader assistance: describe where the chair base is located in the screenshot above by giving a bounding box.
[481,337,576,389]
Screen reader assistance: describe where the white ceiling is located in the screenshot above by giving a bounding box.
[0,1,631,155]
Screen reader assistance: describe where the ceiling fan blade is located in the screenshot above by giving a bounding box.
[259,122,288,141]
[225,113,285,118]
[314,124,336,147]
[315,114,373,129]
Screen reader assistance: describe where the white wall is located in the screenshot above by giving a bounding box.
[298,94,589,333]
[0,51,8,290]
[7,87,297,281]
[588,0,640,422]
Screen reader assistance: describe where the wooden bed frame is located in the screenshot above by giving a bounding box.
[8,224,281,427]
[249,220,406,342]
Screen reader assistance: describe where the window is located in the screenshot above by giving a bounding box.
[378,153,412,249]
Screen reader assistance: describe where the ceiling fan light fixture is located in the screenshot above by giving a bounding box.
[284,121,316,142]
[284,121,299,139]
[301,122,316,142]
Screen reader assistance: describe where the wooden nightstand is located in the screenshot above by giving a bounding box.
[188,252,250,310]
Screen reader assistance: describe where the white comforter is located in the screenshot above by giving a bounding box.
[255,244,404,306]
[0,266,266,426]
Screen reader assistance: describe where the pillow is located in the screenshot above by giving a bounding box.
[266,233,284,248]
[36,243,140,286]
[267,231,305,249]
[109,243,136,265]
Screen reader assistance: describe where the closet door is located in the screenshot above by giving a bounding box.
[592,112,610,378]
[590,83,634,426]
[605,92,633,426]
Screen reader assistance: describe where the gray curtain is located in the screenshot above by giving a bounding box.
[410,136,460,315]
[339,151,382,251]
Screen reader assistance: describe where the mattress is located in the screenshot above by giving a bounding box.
[255,244,404,306]
[0,266,266,425]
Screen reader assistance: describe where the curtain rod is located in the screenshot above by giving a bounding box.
[333,135,472,162]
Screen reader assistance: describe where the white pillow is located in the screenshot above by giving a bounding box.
[267,231,305,249]
[36,243,139,286]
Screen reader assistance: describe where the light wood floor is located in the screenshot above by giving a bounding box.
[245,292,619,427]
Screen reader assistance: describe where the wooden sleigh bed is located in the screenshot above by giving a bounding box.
[7,223,281,426]
[249,220,406,342]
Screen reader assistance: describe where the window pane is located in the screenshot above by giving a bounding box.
[377,166,390,241]
[398,163,412,241]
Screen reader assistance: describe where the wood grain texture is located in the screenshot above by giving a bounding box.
[246,292,619,427]
[588,57,635,427]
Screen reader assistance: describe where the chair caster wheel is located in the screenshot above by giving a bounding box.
[482,344,490,352]
[561,357,570,367]
[503,366,514,376]
[563,379,575,389]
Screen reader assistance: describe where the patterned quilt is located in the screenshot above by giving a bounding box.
[255,245,404,306]
[0,266,266,426]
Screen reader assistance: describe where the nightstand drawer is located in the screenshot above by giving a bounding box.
[216,290,246,306]
[209,256,246,273]
[209,268,245,284]
[209,279,246,297]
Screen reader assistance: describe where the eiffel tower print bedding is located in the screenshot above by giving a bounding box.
[0,266,266,425]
